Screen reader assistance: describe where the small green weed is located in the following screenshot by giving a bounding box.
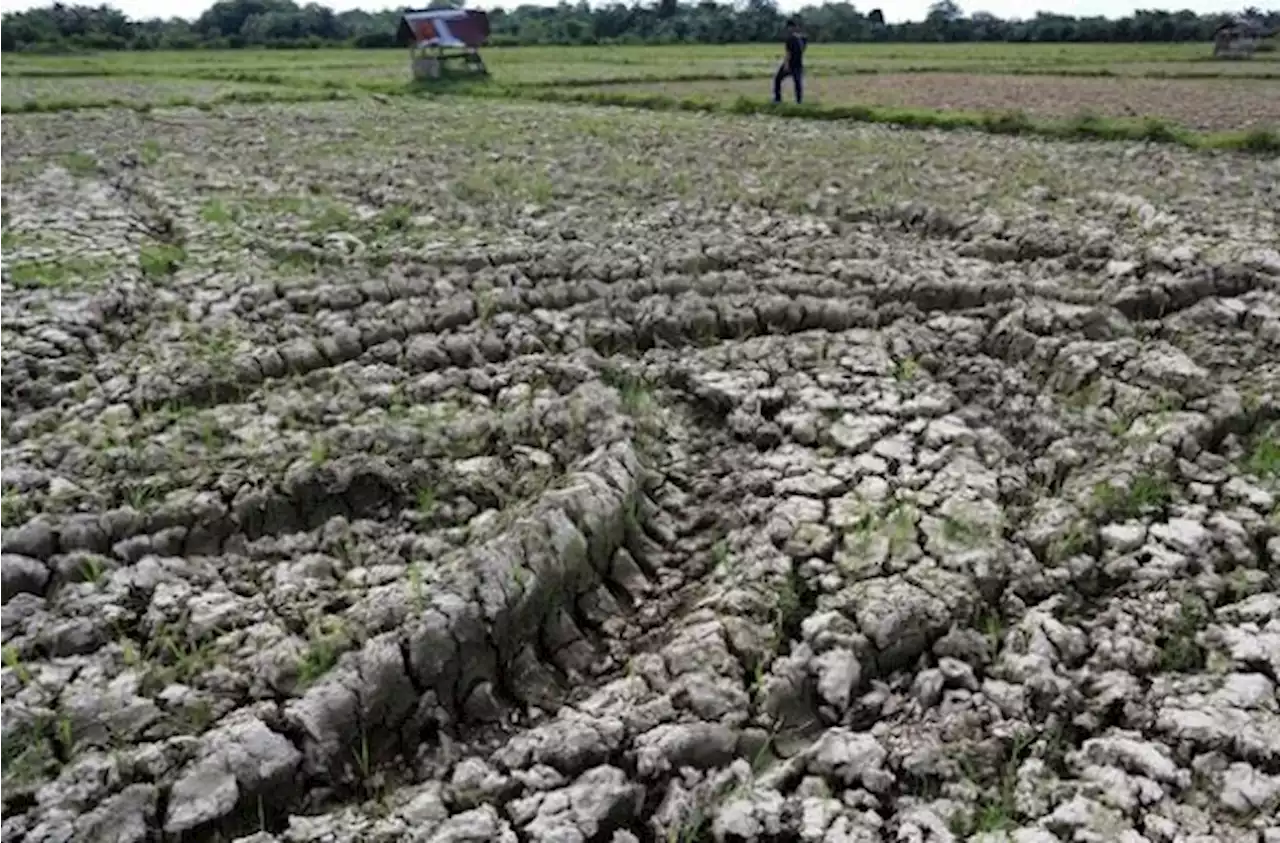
[1,489,30,525]
[886,503,918,555]
[3,645,32,685]
[79,556,106,585]
[942,514,988,546]
[8,257,109,290]
[62,151,98,176]
[308,203,353,234]
[710,538,730,571]
[1158,596,1208,673]
[297,620,347,688]
[139,244,186,278]
[1245,424,1279,480]
[1046,520,1093,563]
[604,373,655,419]
[951,731,1035,836]
[893,356,919,381]
[140,139,162,165]
[373,204,413,234]
[200,199,236,225]
[416,485,437,517]
[1092,472,1170,520]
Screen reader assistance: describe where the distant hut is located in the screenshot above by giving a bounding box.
[1213,17,1273,59]
[398,8,491,80]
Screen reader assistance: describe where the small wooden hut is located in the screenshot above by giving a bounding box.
[398,8,491,80]
[1212,18,1273,59]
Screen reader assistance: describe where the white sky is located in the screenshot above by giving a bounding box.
[0,0,1256,24]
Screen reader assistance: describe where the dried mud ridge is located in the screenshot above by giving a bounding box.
[2,104,1280,843]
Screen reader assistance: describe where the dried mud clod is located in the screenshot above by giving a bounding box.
[2,99,1279,843]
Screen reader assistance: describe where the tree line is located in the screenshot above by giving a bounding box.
[3,0,1276,53]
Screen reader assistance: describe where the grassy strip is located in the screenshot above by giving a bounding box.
[0,87,354,114]
[456,84,1280,153]
[9,62,1280,85]
[550,64,1280,87]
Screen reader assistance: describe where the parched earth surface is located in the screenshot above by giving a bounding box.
[2,98,1279,843]
[605,74,1280,132]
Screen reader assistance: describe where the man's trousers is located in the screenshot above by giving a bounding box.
[773,64,803,104]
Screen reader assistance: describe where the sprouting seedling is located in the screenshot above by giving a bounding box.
[893,356,919,381]
[55,718,74,758]
[408,562,426,613]
[3,645,32,686]
[416,486,437,517]
[711,539,730,571]
[79,556,106,585]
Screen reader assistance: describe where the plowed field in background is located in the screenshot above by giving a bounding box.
[594,72,1280,131]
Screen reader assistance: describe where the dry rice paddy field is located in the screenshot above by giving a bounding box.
[2,41,1280,843]
[599,72,1280,132]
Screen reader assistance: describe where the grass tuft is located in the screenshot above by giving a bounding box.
[139,243,186,278]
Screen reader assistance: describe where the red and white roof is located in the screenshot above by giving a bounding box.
[400,9,491,49]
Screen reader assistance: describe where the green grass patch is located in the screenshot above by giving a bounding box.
[7,257,112,290]
[1245,423,1279,480]
[199,199,237,225]
[1091,472,1171,521]
[139,244,186,277]
[482,85,1277,154]
[62,151,98,175]
[1157,596,1208,673]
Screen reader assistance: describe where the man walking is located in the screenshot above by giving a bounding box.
[773,19,806,104]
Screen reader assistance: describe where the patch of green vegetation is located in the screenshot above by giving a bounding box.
[942,514,990,546]
[8,257,111,290]
[475,291,497,324]
[371,204,413,235]
[3,645,32,686]
[140,139,162,165]
[1062,379,1103,412]
[61,151,98,176]
[886,502,918,555]
[601,369,655,417]
[449,157,555,204]
[977,609,1004,657]
[416,485,437,517]
[1,717,60,786]
[200,199,237,225]
[408,562,427,613]
[297,620,348,688]
[308,202,353,234]
[131,626,220,694]
[79,555,106,585]
[1157,595,1208,673]
[1046,520,1093,563]
[1245,424,1279,481]
[1,489,31,525]
[309,440,330,466]
[261,195,307,215]
[710,538,730,571]
[490,85,1279,155]
[139,243,186,278]
[123,479,164,511]
[951,731,1036,836]
[892,356,919,382]
[1091,472,1171,520]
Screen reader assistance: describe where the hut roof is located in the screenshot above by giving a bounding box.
[397,9,491,49]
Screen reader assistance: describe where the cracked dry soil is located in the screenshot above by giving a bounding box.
[1,99,1279,843]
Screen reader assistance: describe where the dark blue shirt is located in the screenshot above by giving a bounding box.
[785,34,806,70]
